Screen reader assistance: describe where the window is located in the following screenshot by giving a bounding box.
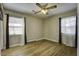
[9,16,24,35]
[61,16,76,35]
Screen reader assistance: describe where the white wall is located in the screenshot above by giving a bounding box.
[77,4,79,56]
[43,10,77,43]
[0,21,3,55]
[26,16,43,42]
[0,21,3,49]
[0,21,1,55]
[0,4,4,51]
[3,15,7,49]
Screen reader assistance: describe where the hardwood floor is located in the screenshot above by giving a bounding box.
[1,39,77,56]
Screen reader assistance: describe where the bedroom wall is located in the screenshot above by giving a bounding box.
[0,21,3,55]
[77,4,79,56]
[0,4,4,50]
[26,15,43,42]
[43,10,77,42]
[0,21,1,55]
[0,21,3,49]
[3,9,43,48]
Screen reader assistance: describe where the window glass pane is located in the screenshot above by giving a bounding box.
[61,16,76,35]
[9,16,24,35]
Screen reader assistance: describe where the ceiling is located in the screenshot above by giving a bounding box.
[3,3,77,18]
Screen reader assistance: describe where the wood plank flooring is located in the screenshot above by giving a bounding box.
[1,39,77,56]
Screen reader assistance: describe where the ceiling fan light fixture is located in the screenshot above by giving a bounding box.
[41,9,48,14]
[34,3,57,15]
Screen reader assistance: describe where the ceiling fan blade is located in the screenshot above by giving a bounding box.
[35,11,41,14]
[47,5,57,9]
[36,3,42,8]
[32,10,41,14]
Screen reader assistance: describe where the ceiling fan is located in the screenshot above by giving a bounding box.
[32,3,57,15]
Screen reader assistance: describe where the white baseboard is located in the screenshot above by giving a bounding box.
[27,38,58,43]
[10,43,24,47]
[27,38,42,42]
[39,38,58,42]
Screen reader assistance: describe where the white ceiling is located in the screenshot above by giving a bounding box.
[3,3,77,18]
